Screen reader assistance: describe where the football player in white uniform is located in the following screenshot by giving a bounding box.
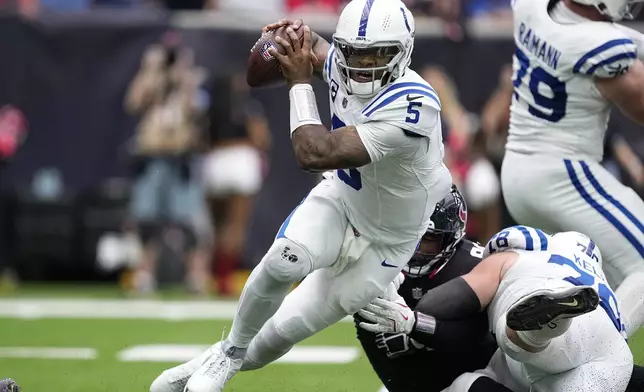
[360,226,633,391]
[501,0,644,338]
[149,1,452,391]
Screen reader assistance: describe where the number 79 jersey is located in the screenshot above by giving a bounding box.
[506,0,638,162]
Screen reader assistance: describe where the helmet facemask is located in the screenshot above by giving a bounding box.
[405,229,461,277]
[333,38,404,98]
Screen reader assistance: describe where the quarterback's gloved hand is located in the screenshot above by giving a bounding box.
[357,297,416,334]
[0,378,21,392]
[375,332,416,358]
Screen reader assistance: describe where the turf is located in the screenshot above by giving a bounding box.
[0,284,643,392]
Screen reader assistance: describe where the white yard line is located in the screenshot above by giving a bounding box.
[0,347,97,360]
[0,298,353,323]
[117,345,359,364]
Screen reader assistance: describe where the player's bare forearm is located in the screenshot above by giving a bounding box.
[311,32,330,79]
[292,125,371,172]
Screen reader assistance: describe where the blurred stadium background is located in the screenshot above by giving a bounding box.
[0,0,643,390]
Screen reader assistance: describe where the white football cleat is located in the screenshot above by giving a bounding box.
[184,342,243,392]
[150,347,214,392]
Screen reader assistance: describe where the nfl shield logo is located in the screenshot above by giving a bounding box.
[412,287,423,300]
[259,42,275,62]
[342,97,348,108]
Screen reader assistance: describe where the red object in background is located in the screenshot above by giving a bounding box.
[286,0,341,13]
[0,105,28,161]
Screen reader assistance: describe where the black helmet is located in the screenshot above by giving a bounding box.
[404,184,467,277]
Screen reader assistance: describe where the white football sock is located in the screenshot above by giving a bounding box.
[224,261,292,354]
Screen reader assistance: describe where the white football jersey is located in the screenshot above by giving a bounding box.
[487,225,626,338]
[322,45,452,245]
[506,0,639,162]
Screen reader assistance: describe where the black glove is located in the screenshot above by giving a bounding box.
[0,379,21,392]
[375,332,416,359]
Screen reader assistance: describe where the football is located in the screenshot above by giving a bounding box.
[247,25,305,88]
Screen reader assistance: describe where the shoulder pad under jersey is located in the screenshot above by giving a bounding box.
[361,80,441,138]
[571,24,638,78]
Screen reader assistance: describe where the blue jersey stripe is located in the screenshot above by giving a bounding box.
[580,161,644,234]
[515,226,534,250]
[565,159,644,257]
[363,89,440,117]
[276,194,308,239]
[358,0,376,37]
[326,47,336,79]
[363,82,437,114]
[535,228,548,251]
[573,39,634,73]
[585,52,637,75]
[400,7,411,32]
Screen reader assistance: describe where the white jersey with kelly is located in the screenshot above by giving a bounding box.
[506,0,638,162]
[322,44,452,245]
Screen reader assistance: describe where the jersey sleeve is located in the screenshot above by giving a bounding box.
[572,32,638,78]
[613,23,644,61]
[322,44,336,84]
[360,81,441,138]
[483,226,552,259]
[355,121,418,163]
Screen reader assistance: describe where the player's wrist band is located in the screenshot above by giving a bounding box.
[289,83,322,137]
[413,311,437,335]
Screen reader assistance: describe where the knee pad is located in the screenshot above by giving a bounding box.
[264,238,313,283]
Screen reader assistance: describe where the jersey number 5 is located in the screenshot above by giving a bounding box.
[513,48,568,123]
[405,102,422,124]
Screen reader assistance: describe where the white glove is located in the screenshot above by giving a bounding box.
[380,272,405,301]
[357,297,416,334]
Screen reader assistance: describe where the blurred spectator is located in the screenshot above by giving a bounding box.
[480,63,515,230]
[202,72,271,297]
[0,0,39,16]
[162,0,216,10]
[0,105,28,291]
[465,0,512,19]
[603,128,644,193]
[421,65,476,156]
[481,63,513,171]
[421,65,501,241]
[286,0,340,13]
[462,130,501,243]
[124,31,211,295]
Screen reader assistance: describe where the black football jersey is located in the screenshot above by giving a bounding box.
[356,239,497,392]
[398,239,485,309]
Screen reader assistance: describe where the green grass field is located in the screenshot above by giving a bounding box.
[1,284,643,392]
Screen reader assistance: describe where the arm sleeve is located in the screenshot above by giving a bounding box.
[355,121,419,163]
[409,313,490,352]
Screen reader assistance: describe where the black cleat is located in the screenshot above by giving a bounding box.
[0,379,20,392]
[506,286,600,331]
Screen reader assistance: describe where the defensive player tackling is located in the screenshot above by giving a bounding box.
[150,0,451,391]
